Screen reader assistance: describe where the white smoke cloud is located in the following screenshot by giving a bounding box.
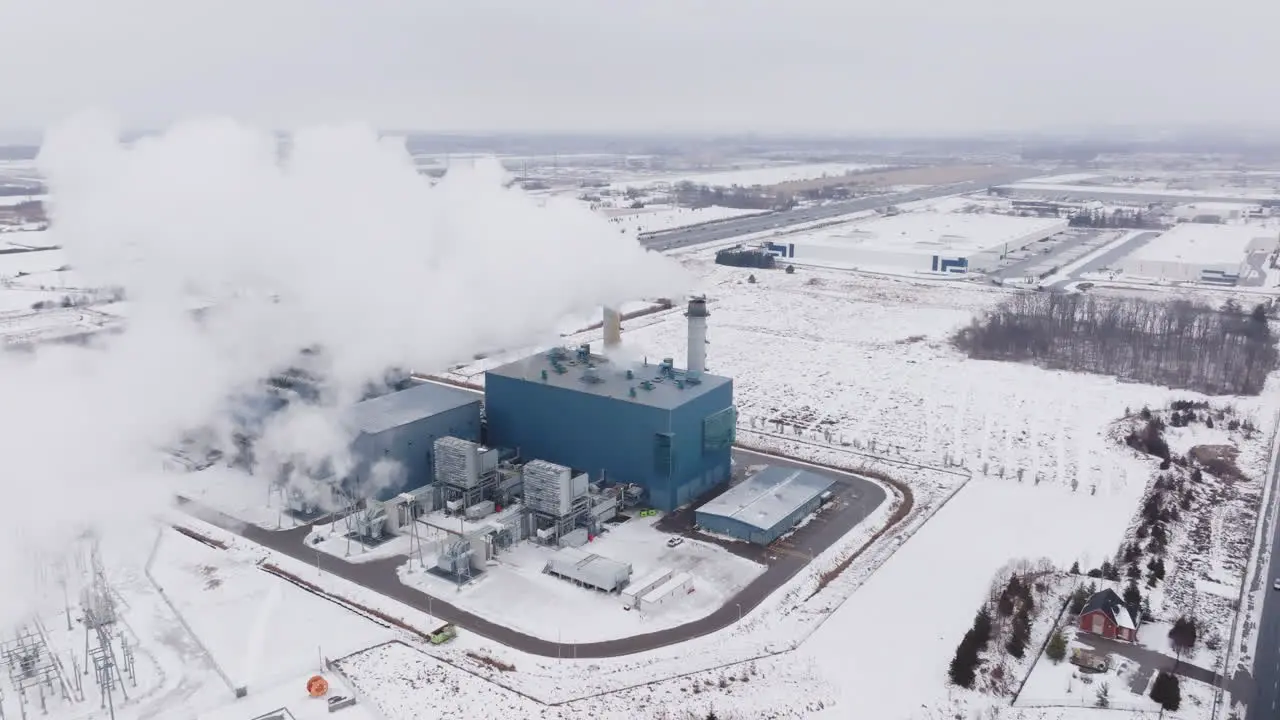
[0,112,688,626]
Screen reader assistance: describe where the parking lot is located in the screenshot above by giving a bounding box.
[983,228,1110,282]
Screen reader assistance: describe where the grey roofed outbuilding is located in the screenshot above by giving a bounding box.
[543,547,633,592]
[344,382,481,435]
[697,465,835,533]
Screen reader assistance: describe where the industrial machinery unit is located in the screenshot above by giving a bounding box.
[433,436,501,510]
[523,459,591,544]
[342,383,482,501]
[484,298,736,511]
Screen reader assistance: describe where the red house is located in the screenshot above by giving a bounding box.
[1077,588,1138,642]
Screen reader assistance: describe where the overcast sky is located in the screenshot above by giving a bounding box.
[0,0,1275,137]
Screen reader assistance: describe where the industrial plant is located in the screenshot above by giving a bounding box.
[180,296,845,616]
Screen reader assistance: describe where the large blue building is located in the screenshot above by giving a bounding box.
[343,382,482,501]
[484,343,735,512]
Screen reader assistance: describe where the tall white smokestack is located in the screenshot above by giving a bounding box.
[685,296,709,375]
[602,306,622,350]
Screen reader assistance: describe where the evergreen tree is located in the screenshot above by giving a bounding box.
[948,635,980,688]
[1069,560,1081,575]
[1150,671,1181,711]
[1045,629,1068,663]
[972,607,994,648]
[1068,585,1092,615]
[1006,608,1032,658]
[1169,616,1198,659]
[1122,581,1143,625]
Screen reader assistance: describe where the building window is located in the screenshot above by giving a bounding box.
[654,433,674,476]
[703,406,737,453]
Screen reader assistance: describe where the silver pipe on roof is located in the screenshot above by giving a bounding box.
[685,296,709,375]
[602,306,622,350]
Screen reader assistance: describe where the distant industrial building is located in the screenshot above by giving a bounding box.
[695,466,836,545]
[763,212,1067,274]
[343,382,482,500]
[1118,224,1280,285]
[992,182,1280,208]
[1170,202,1266,224]
[485,298,736,511]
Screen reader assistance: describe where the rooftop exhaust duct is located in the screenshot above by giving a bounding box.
[602,306,622,350]
[685,296,709,376]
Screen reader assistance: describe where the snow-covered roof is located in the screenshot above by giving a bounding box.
[344,383,480,436]
[1113,605,1135,630]
[1123,224,1278,266]
[794,211,1067,257]
[696,465,835,533]
[1080,588,1137,630]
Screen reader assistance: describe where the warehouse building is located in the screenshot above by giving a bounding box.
[343,382,482,501]
[763,211,1067,274]
[484,298,735,512]
[1118,224,1280,285]
[1171,202,1266,223]
[695,466,836,545]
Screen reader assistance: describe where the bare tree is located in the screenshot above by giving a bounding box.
[954,294,1276,395]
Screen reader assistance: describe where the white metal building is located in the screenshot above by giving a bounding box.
[622,568,674,608]
[1171,202,1265,223]
[543,547,632,592]
[764,212,1067,274]
[638,572,694,610]
[1119,224,1280,284]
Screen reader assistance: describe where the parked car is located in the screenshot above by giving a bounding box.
[666,537,684,548]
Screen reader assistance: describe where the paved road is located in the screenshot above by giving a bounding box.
[184,448,889,659]
[638,168,1044,251]
[1076,634,1223,692]
[1248,444,1280,720]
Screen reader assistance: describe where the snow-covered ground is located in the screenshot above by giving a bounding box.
[148,527,395,692]
[610,162,884,191]
[599,203,766,238]
[399,513,765,643]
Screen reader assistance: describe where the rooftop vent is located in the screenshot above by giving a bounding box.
[640,380,654,391]
[581,366,604,384]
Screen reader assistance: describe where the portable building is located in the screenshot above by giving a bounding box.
[543,547,632,592]
[639,572,694,610]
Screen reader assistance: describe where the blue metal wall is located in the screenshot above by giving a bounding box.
[348,401,482,501]
[695,493,823,545]
[484,374,734,511]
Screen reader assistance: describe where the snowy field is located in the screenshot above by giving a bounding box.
[399,513,765,643]
[599,203,767,238]
[148,527,395,692]
[610,162,883,191]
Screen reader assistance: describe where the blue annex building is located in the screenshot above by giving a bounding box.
[484,299,735,511]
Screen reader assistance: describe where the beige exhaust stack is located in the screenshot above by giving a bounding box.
[602,306,622,350]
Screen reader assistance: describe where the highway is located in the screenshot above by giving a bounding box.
[183,448,891,659]
[638,168,1045,251]
[1248,440,1280,720]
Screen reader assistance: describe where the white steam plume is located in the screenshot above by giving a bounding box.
[0,112,687,627]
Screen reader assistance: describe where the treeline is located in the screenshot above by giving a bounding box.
[954,294,1277,396]
[715,247,776,269]
[1067,209,1162,229]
